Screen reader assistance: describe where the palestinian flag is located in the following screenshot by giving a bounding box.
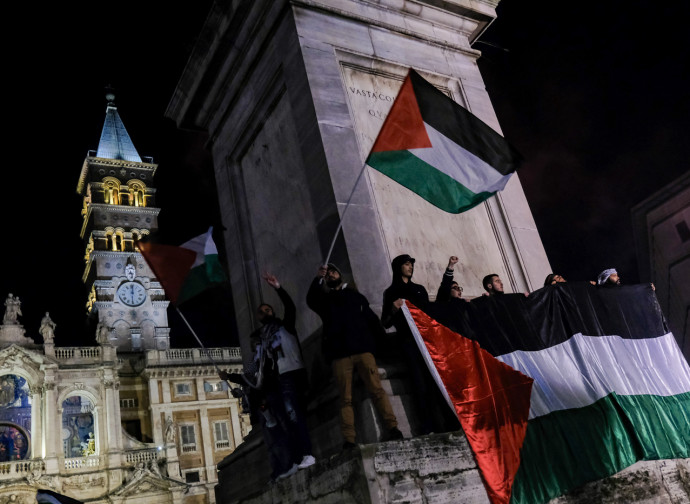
[137,227,226,305]
[419,283,690,503]
[403,301,534,504]
[365,69,522,213]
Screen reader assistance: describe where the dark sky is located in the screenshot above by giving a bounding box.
[2,0,687,345]
[477,0,690,285]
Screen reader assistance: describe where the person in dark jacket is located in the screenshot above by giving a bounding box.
[307,263,402,449]
[220,273,314,480]
[432,256,474,338]
[382,254,458,435]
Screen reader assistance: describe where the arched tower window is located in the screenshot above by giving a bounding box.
[102,177,121,205]
[112,228,125,252]
[127,180,147,208]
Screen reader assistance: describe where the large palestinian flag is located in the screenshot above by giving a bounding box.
[406,283,690,504]
[365,69,522,213]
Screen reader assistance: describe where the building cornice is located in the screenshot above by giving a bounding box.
[77,156,159,195]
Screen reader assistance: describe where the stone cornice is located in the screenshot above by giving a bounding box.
[143,364,243,379]
[166,0,492,129]
[88,203,161,217]
[77,156,158,194]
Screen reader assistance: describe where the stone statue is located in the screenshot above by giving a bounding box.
[3,294,22,325]
[39,312,56,344]
[148,459,162,477]
[95,322,110,345]
[165,416,176,444]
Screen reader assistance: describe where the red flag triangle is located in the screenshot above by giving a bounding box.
[369,73,432,153]
[405,302,533,504]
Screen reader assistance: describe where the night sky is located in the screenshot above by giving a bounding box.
[1,1,687,346]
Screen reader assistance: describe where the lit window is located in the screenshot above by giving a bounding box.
[214,421,230,450]
[204,381,228,393]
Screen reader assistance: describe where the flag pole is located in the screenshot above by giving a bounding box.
[174,306,223,375]
[323,160,368,266]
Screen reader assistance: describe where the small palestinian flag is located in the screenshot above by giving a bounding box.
[366,69,522,213]
[137,227,226,305]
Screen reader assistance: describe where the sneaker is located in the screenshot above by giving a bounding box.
[298,455,316,469]
[387,427,404,441]
[275,463,298,481]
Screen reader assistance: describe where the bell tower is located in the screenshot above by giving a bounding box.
[76,92,170,351]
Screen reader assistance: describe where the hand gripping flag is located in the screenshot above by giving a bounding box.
[137,227,227,305]
[366,69,522,213]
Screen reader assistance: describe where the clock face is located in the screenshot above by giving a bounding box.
[117,282,146,307]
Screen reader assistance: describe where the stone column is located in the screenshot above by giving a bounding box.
[229,400,243,449]
[198,405,216,482]
[29,386,43,458]
[43,381,59,474]
[103,376,123,468]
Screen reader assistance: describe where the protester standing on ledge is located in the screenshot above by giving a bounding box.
[597,268,621,286]
[382,254,458,435]
[257,273,315,470]
[482,273,504,295]
[220,272,314,480]
[307,263,403,450]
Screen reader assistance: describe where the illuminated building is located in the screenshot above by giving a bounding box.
[0,96,248,503]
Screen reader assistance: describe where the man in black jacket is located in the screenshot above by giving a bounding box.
[382,254,458,435]
[307,263,402,449]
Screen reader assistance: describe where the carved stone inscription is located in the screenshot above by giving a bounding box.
[340,64,508,297]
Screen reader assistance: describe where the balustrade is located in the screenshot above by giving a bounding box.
[125,449,159,465]
[0,459,45,478]
[54,347,102,362]
[64,456,100,470]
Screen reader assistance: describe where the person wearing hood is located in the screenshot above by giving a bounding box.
[382,254,429,329]
[307,263,403,449]
[382,254,458,435]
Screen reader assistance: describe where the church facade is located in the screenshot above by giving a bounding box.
[0,99,248,504]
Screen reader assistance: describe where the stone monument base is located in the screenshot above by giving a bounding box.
[216,433,690,504]
[0,324,34,346]
[216,433,488,504]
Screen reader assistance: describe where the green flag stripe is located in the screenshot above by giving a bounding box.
[511,391,690,504]
[367,150,495,213]
[177,254,226,305]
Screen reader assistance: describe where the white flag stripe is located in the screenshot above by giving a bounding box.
[409,123,513,194]
[498,332,690,419]
[180,227,215,268]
